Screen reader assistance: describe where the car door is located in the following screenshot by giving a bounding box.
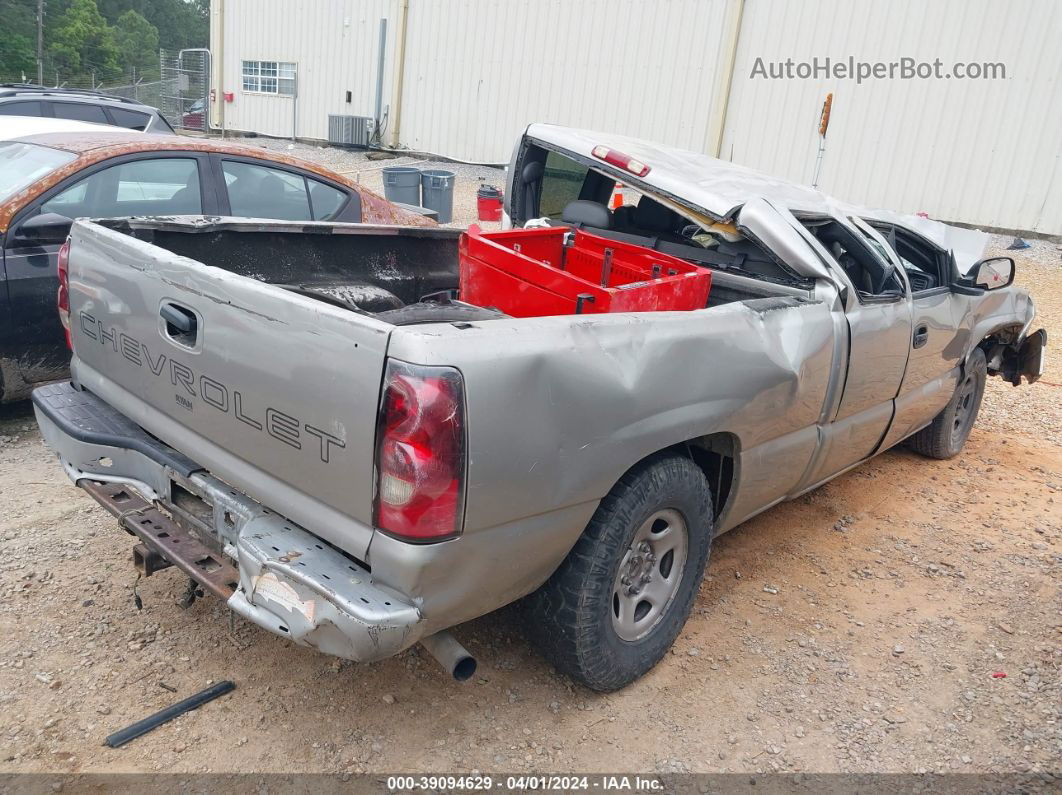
[782,212,914,488]
[869,223,963,449]
[210,155,361,222]
[3,152,214,386]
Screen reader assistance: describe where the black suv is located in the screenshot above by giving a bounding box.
[0,84,175,134]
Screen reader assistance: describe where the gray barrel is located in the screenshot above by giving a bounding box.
[420,169,456,223]
[382,166,422,205]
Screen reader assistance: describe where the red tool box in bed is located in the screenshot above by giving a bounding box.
[458,226,712,317]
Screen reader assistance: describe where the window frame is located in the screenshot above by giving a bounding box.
[241,60,297,96]
[209,154,358,222]
[867,221,953,297]
[6,151,217,247]
[797,214,906,305]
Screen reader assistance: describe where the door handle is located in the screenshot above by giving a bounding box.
[161,302,198,345]
[913,324,929,349]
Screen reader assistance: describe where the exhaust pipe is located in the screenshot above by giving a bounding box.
[420,631,477,682]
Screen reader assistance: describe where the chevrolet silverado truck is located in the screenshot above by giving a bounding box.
[33,125,1046,691]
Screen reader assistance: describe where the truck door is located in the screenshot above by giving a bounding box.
[783,213,914,488]
[869,223,963,449]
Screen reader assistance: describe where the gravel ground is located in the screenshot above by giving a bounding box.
[0,153,1058,776]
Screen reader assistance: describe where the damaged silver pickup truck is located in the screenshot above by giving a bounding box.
[34,124,1046,691]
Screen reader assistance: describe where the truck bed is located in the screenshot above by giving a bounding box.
[113,217,465,315]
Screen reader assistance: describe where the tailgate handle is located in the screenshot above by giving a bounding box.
[161,303,198,341]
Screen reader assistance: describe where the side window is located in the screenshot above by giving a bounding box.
[850,224,896,267]
[539,150,590,219]
[307,178,347,220]
[873,226,945,292]
[222,161,312,221]
[52,102,109,124]
[106,108,151,131]
[40,158,201,218]
[41,180,89,213]
[802,218,903,299]
[0,100,43,116]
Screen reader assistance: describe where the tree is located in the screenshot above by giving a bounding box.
[0,0,208,85]
[98,0,208,51]
[0,0,39,79]
[47,0,122,82]
[114,9,159,74]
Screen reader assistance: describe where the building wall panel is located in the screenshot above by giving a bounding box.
[396,0,731,163]
[721,0,1062,233]
[219,0,398,140]
[213,0,1062,234]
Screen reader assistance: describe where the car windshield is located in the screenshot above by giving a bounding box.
[0,142,77,204]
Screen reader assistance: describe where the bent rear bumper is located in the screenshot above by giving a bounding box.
[32,381,422,662]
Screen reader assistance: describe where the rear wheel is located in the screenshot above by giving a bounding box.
[525,454,713,691]
[908,347,987,459]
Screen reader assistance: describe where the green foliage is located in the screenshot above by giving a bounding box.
[114,9,158,72]
[0,0,40,78]
[48,0,123,80]
[0,0,208,85]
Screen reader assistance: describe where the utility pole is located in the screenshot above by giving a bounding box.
[36,0,44,85]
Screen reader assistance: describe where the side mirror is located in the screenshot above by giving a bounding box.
[16,212,73,245]
[972,256,1015,290]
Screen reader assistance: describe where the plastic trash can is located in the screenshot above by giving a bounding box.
[382,166,422,205]
[420,169,456,223]
[477,184,503,221]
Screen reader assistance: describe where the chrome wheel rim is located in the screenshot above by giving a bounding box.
[611,508,688,642]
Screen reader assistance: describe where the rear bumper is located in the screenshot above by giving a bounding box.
[32,381,422,662]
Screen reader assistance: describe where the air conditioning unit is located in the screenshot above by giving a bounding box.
[328,114,374,148]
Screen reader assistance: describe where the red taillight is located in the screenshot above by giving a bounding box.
[57,238,71,349]
[374,360,466,542]
[591,145,651,177]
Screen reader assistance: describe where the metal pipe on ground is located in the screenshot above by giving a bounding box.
[103,681,236,748]
[420,631,476,681]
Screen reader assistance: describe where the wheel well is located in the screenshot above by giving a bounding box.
[684,433,738,520]
[606,434,738,523]
[976,323,1024,380]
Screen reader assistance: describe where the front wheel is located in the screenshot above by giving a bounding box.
[525,454,714,691]
[908,347,987,459]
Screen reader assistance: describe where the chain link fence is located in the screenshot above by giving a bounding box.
[160,49,209,131]
[1,49,210,132]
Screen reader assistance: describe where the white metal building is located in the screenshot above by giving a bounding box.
[208,0,1062,235]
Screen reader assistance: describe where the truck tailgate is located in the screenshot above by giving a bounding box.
[66,221,389,559]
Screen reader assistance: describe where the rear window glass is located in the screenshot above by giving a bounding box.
[0,100,43,117]
[0,142,76,203]
[106,107,151,131]
[52,102,109,124]
[540,150,589,219]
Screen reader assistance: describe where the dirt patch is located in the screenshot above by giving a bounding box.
[0,246,1058,777]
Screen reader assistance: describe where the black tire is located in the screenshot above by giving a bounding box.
[525,453,713,691]
[907,347,987,460]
